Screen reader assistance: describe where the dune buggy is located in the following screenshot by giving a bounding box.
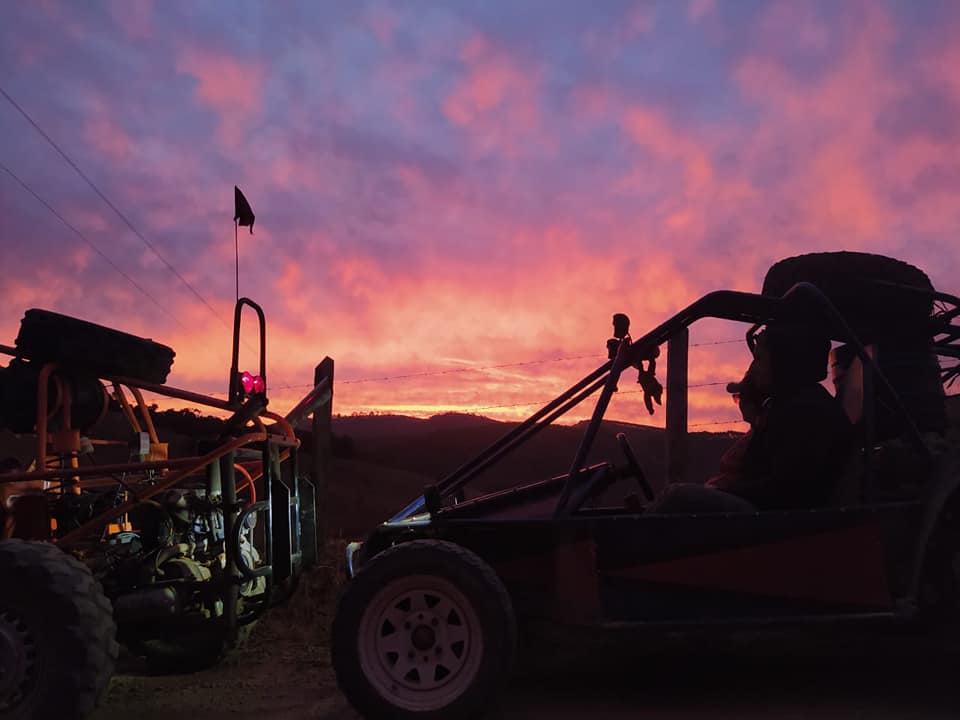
[0,298,330,720]
[331,252,960,720]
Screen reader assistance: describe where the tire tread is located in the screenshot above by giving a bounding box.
[0,539,118,720]
[332,539,516,720]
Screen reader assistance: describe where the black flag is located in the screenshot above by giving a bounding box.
[234,186,255,234]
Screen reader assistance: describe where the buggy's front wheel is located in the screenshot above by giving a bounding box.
[332,540,516,719]
[0,539,118,720]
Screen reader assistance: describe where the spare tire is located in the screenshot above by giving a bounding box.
[762,252,935,343]
[764,252,946,437]
[15,309,175,384]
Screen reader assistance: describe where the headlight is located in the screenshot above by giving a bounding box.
[345,541,363,579]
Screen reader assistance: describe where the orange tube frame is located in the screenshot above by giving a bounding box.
[13,357,303,545]
[234,461,256,505]
[57,431,267,545]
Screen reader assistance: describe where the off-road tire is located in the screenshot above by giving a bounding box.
[762,252,935,341]
[332,540,516,720]
[764,251,947,436]
[15,308,175,384]
[0,539,118,720]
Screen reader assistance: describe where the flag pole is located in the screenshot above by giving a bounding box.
[233,186,255,302]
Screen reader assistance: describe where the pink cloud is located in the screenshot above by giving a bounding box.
[108,0,152,40]
[583,4,655,63]
[620,107,715,196]
[688,0,716,23]
[6,0,960,430]
[729,3,905,246]
[83,103,134,164]
[627,4,656,35]
[754,0,827,50]
[443,35,543,156]
[364,5,399,45]
[175,46,265,148]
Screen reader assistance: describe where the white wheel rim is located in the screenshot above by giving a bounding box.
[358,574,484,712]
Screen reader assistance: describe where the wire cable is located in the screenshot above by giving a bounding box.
[466,382,730,412]
[0,160,188,330]
[1,86,229,330]
[1,87,291,386]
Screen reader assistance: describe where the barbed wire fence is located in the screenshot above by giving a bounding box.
[244,337,752,430]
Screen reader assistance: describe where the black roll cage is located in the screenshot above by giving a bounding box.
[391,283,960,523]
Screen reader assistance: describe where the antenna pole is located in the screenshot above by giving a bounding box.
[234,220,239,303]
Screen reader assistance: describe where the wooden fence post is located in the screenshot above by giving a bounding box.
[666,329,689,486]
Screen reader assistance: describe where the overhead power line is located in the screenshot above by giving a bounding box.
[689,419,745,428]
[0,86,229,331]
[1,87,292,387]
[468,382,730,412]
[0,160,187,330]
[691,339,743,347]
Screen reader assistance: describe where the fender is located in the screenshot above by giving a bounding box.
[907,446,960,600]
[349,519,437,577]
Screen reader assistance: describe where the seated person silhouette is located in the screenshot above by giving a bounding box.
[703,361,766,493]
[649,324,852,512]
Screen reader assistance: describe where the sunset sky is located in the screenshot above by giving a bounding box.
[1,0,959,429]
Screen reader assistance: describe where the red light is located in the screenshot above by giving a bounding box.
[240,371,254,394]
[252,375,265,394]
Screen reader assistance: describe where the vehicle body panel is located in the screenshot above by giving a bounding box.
[360,497,925,628]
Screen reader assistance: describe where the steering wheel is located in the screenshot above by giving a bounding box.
[564,465,615,513]
[617,432,655,501]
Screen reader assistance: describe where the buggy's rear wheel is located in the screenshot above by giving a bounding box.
[0,539,118,720]
[332,540,516,719]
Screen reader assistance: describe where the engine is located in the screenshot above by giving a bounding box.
[90,486,265,631]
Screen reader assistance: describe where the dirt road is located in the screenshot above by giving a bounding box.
[92,568,959,720]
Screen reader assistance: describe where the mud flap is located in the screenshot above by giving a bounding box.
[270,474,297,583]
[299,477,319,570]
[272,473,320,577]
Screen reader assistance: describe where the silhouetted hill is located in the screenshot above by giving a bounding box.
[329,411,499,441]
[331,413,735,499]
[312,414,738,532]
[327,457,433,537]
[329,413,429,441]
